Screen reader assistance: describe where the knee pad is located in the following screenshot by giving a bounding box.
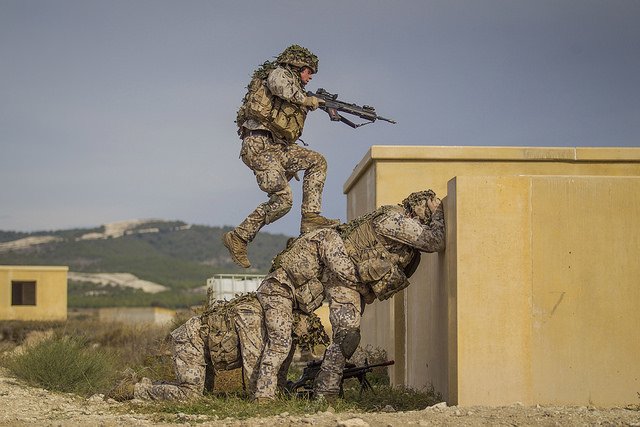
[335,328,361,359]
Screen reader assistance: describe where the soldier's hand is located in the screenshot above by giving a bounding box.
[427,197,442,215]
[302,96,322,111]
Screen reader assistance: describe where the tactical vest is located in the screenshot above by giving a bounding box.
[200,293,260,371]
[338,205,419,301]
[236,66,307,144]
[270,230,325,314]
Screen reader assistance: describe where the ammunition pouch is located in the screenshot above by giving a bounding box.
[268,97,307,143]
[293,278,324,314]
[201,312,241,371]
[369,264,410,301]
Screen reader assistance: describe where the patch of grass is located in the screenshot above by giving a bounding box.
[3,335,118,396]
[135,381,440,420]
[342,383,441,412]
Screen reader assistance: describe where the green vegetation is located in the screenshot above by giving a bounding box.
[142,379,440,421]
[0,221,291,307]
[3,335,118,396]
[1,319,440,418]
[67,281,204,308]
[1,317,177,397]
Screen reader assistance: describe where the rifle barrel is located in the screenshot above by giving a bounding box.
[342,360,395,376]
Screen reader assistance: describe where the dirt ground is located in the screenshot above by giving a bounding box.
[0,368,638,426]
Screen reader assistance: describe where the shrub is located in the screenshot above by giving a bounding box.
[4,335,117,396]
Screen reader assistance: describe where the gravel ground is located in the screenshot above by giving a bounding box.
[1,369,638,426]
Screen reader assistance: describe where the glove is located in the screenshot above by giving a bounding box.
[427,197,442,216]
[302,96,322,111]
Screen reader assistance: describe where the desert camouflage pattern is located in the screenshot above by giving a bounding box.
[266,66,307,105]
[272,228,360,297]
[254,228,360,400]
[372,202,445,253]
[235,133,327,243]
[234,63,326,243]
[133,296,265,401]
[254,279,293,400]
[313,278,362,397]
[314,196,446,396]
[133,316,206,401]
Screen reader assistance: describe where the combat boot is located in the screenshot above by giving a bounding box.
[300,213,340,235]
[105,368,138,401]
[223,231,250,268]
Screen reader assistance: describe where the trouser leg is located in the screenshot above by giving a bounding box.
[235,304,266,395]
[134,317,207,401]
[237,135,293,242]
[255,283,293,399]
[314,285,362,397]
[283,145,327,214]
[235,187,293,242]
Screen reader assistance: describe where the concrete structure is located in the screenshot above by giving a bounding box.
[206,274,264,302]
[98,306,176,326]
[0,265,68,321]
[344,146,640,407]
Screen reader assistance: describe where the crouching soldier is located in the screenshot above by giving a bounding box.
[254,228,361,402]
[314,189,446,400]
[117,293,326,401]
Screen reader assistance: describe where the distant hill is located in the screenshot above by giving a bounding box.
[0,220,291,308]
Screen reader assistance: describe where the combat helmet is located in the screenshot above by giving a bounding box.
[276,44,319,73]
[402,189,436,222]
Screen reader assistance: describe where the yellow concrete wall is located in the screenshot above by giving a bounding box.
[344,146,640,406]
[447,175,640,406]
[0,265,68,321]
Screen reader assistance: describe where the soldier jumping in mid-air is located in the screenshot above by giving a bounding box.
[224,45,338,269]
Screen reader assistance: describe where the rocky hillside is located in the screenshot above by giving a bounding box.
[0,220,290,307]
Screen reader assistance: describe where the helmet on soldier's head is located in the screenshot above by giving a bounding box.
[402,189,436,223]
[276,44,319,73]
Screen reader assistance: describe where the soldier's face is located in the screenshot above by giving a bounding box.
[300,67,314,85]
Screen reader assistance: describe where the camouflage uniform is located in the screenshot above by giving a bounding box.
[314,197,446,397]
[235,66,327,244]
[134,294,266,401]
[254,228,359,400]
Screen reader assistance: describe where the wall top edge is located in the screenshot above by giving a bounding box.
[369,146,640,161]
[0,265,69,272]
[344,145,640,193]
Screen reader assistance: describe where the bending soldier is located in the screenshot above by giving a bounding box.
[224,44,339,269]
[253,228,361,402]
[313,189,446,399]
[130,293,325,401]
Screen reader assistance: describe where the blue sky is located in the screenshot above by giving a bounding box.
[1,0,638,235]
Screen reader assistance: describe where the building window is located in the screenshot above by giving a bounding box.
[12,281,36,306]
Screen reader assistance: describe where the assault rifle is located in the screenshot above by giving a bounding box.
[308,88,397,128]
[285,359,394,397]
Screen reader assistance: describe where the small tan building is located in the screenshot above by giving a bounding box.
[344,146,640,407]
[0,265,68,321]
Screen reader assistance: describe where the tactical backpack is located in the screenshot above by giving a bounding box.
[236,61,277,135]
